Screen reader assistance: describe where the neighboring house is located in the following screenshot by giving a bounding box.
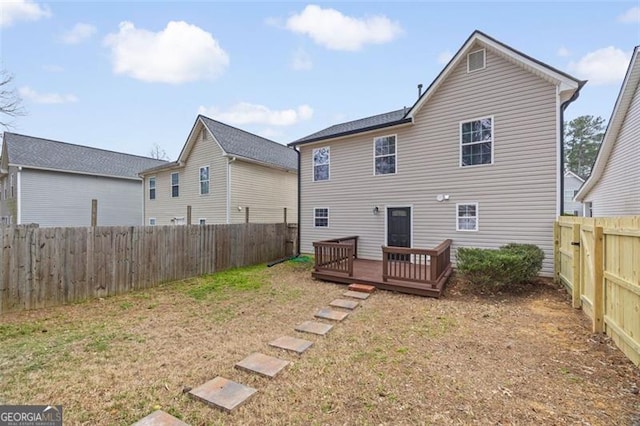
[289,30,584,276]
[0,132,167,227]
[564,170,585,216]
[140,115,297,225]
[575,46,640,216]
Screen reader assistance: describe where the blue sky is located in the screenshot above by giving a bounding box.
[1,1,639,159]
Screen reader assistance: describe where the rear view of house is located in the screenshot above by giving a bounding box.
[0,132,166,227]
[290,30,583,290]
[140,115,297,225]
[576,46,640,215]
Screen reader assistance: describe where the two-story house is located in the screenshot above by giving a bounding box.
[140,115,297,225]
[0,132,166,226]
[289,30,584,278]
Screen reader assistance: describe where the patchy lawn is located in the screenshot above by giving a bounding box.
[0,259,638,425]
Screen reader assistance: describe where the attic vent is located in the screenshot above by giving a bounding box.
[201,129,207,141]
[467,49,486,73]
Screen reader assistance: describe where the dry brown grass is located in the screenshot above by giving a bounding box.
[1,260,638,425]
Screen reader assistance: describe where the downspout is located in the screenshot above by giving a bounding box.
[558,85,583,216]
[16,166,21,224]
[226,158,231,224]
[296,146,301,256]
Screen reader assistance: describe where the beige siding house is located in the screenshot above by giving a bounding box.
[576,46,640,216]
[140,115,297,225]
[0,132,166,226]
[290,31,583,275]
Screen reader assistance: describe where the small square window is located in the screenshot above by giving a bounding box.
[149,218,156,226]
[456,203,478,231]
[199,218,206,225]
[314,208,329,227]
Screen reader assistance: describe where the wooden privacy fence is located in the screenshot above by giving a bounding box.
[0,223,297,315]
[554,215,640,366]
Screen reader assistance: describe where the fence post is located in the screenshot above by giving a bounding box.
[571,223,581,309]
[91,199,97,227]
[245,207,249,223]
[553,221,560,284]
[284,207,287,224]
[187,206,192,225]
[592,225,604,333]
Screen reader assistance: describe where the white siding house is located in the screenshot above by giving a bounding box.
[564,170,585,216]
[0,133,166,226]
[290,31,584,275]
[140,115,297,225]
[575,46,640,216]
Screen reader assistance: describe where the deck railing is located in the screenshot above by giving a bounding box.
[382,239,452,288]
[313,236,358,277]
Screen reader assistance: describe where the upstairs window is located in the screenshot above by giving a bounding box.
[314,208,329,227]
[467,49,486,72]
[171,172,179,197]
[313,147,330,181]
[149,177,156,200]
[199,166,210,195]
[457,203,478,231]
[374,135,396,175]
[460,117,493,167]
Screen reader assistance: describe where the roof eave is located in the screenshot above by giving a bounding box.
[289,118,413,147]
[223,153,297,173]
[11,164,144,181]
[138,161,184,176]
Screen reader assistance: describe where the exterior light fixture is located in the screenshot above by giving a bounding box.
[373,206,380,215]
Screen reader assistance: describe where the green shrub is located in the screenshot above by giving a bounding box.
[456,243,544,288]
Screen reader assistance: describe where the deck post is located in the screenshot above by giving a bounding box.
[381,246,388,282]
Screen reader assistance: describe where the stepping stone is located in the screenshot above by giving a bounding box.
[295,320,333,336]
[269,336,313,354]
[131,410,189,426]
[343,290,370,300]
[235,352,289,378]
[330,298,359,310]
[315,307,349,322]
[189,377,257,413]
[348,283,376,293]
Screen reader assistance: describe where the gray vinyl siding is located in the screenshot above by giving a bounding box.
[0,166,19,223]
[144,126,228,225]
[299,44,559,275]
[229,160,297,223]
[584,83,640,216]
[19,169,143,226]
[564,174,584,216]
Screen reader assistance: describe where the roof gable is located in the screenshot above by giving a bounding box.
[576,46,640,201]
[2,132,167,179]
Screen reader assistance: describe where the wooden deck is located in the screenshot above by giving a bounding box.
[312,258,451,298]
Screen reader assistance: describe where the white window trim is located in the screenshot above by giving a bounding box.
[171,172,179,198]
[467,48,486,73]
[198,218,206,225]
[149,218,156,226]
[313,207,329,228]
[459,115,494,168]
[149,176,156,200]
[312,147,330,182]
[373,134,398,176]
[456,202,479,232]
[199,165,210,195]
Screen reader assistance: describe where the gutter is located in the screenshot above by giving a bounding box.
[558,81,585,215]
[289,118,412,147]
[294,146,301,256]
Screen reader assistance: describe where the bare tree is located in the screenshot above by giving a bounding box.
[0,70,26,129]
[149,143,170,160]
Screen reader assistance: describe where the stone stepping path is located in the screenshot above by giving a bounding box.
[188,377,257,413]
[269,336,313,354]
[235,352,289,378]
[295,320,333,335]
[330,298,359,310]
[131,410,189,426]
[343,290,370,300]
[314,307,349,322]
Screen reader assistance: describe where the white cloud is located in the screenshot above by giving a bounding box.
[437,50,453,65]
[557,46,571,57]
[61,23,97,44]
[19,86,78,104]
[291,48,312,71]
[104,21,229,84]
[0,0,51,27]
[568,47,631,85]
[43,64,64,73]
[618,6,640,23]
[259,128,284,140]
[198,102,314,126]
[285,5,403,51]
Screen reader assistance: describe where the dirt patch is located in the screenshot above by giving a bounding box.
[0,262,638,425]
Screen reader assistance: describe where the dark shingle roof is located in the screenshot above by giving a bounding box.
[3,132,167,179]
[290,108,411,146]
[200,116,297,171]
